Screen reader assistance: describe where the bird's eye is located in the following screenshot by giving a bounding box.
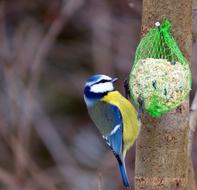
[99,79,110,83]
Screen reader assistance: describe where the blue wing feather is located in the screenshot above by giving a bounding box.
[89,102,130,187]
[102,105,130,187]
[102,105,123,157]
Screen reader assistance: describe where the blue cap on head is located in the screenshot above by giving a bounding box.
[85,74,112,87]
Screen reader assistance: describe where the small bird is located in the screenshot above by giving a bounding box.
[84,74,140,187]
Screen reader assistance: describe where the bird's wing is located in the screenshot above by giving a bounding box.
[101,91,139,158]
[88,101,123,157]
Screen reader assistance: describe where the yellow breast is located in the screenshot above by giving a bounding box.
[101,91,139,158]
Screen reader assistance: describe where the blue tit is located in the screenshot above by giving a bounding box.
[84,74,140,187]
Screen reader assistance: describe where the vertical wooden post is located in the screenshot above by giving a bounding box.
[134,0,195,190]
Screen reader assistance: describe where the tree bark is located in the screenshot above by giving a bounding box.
[134,0,195,190]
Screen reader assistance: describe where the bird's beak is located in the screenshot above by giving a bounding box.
[112,78,118,83]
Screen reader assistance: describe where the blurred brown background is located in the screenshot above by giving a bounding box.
[0,0,196,190]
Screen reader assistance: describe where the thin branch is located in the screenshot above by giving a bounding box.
[0,168,18,190]
[10,137,58,190]
[189,91,197,155]
[29,0,84,91]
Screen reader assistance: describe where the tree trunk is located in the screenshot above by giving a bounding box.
[134,0,195,190]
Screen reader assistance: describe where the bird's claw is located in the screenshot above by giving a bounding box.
[124,79,130,99]
[137,96,144,119]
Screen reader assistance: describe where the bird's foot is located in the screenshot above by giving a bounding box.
[137,96,144,119]
[124,79,130,99]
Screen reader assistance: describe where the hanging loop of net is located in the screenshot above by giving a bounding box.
[129,18,192,117]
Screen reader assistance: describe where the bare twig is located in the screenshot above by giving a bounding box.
[20,0,84,157]
[11,137,58,190]
[0,122,58,190]
[189,91,197,155]
[97,172,102,190]
[91,0,113,74]
[0,168,18,190]
[30,0,84,91]
[193,0,197,43]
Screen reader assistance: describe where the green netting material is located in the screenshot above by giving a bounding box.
[129,18,192,117]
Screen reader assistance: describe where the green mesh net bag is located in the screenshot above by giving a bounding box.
[129,19,192,117]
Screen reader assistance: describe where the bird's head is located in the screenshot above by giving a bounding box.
[84,74,118,107]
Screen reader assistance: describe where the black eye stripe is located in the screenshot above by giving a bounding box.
[100,79,110,83]
[92,79,111,86]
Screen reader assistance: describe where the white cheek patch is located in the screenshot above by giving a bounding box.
[90,82,114,93]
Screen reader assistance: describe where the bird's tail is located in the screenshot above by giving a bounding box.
[117,158,130,187]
